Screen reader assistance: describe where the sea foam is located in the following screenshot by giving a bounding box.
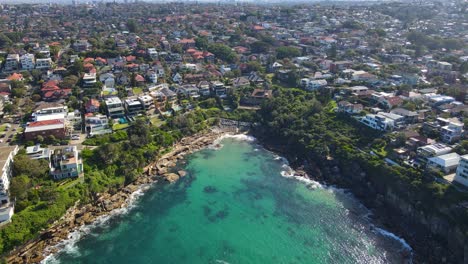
[210,133,256,149]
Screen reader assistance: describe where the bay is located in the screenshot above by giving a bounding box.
[46,136,411,264]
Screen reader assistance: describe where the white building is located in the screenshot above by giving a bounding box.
[0,146,18,223]
[105,97,125,118]
[35,58,53,70]
[440,121,463,143]
[454,155,468,187]
[83,72,97,87]
[20,53,35,71]
[417,143,453,158]
[301,78,327,91]
[427,153,460,174]
[4,54,19,71]
[138,95,154,109]
[125,98,145,115]
[31,106,68,122]
[360,112,404,131]
[147,48,158,59]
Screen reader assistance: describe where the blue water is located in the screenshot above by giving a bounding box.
[46,136,411,264]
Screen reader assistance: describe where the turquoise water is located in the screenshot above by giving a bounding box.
[47,137,410,264]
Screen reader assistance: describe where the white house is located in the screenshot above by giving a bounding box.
[427,153,460,174]
[20,53,35,71]
[360,112,404,131]
[0,145,18,223]
[301,79,327,91]
[454,155,468,187]
[147,48,158,60]
[83,72,97,87]
[35,58,53,70]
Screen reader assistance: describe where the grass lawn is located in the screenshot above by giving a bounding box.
[372,145,388,157]
[266,73,274,81]
[150,116,166,127]
[0,125,7,132]
[133,87,143,95]
[113,123,130,130]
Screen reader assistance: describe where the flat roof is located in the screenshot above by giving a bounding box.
[0,146,18,171]
[105,97,122,105]
[428,153,460,167]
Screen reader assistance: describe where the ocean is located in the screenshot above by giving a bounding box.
[45,135,411,264]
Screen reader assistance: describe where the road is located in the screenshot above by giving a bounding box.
[0,123,20,147]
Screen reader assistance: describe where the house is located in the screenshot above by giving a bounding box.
[7,73,24,82]
[232,77,250,88]
[24,119,67,141]
[4,54,19,71]
[417,143,453,158]
[20,53,35,70]
[179,38,196,49]
[198,81,211,96]
[380,96,403,109]
[172,73,183,84]
[360,112,403,131]
[454,155,468,187]
[85,99,100,113]
[301,79,327,91]
[242,89,273,106]
[352,71,378,83]
[35,58,53,70]
[105,97,125,118]
[125,98,145,115]
[337,101,363,114]
[85,114,111,136]
[178,85,200,98]
[147,48,158,59]
[83,72,97,87]
[73,39,92,52]
[427,153,460,174]
[440,120,463,143]
[0,146,19,196]
[160,87,177,101]
[49,146,84,180]
[147,71,158,84]
[211,81,227,97]
[0,145,18,223]
[347,86,372,98]
[390,108,419,124]
[248,72,265,84]
[138,95,154,110]
[26,144,51,160]
[99,73,115,89]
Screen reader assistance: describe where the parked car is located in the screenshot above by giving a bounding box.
[71,135,80,140]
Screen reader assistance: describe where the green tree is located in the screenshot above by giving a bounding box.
[127,19,138,33]
[276,46,301,59]
[208,43,236,63]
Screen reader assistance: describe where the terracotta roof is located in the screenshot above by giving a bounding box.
[179,38,195,44]
[28,119,64,127]
[7,73,23,81]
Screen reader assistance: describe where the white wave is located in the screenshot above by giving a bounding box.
[374,227,413,253]
[279,164,323,189]
[41,183,152,263]
[212,133,255,146]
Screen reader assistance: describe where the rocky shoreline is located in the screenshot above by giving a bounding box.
[6,128,229,264]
